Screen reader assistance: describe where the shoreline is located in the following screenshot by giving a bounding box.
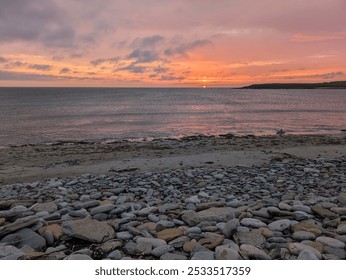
[0,133,345,259]
[1,133,346,185]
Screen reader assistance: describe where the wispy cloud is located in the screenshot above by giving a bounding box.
[282,71,344,80]
[0,70,54,81]
[29,64,52,71]
[159,74,185,81]
[131,35,164,48]
[117,63,147,74]
[60,67,71,74]
[90,57,120,67]
[127,49,160,63]
[164,39,212,57]
[291,33,345,42]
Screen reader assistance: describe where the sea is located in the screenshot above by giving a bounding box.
[0,87,345,147]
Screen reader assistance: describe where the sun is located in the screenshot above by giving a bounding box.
[202,85,206,88]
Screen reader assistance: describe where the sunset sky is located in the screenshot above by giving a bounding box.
[0,0,345,87]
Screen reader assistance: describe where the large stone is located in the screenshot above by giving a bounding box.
[0,216,39,237]
[197,207,237,222]
[0,205,29,219]
[311,204,338,219]
[62,218,115,243]
[156,228,184,242]
[181,210,200,226]
[240,244,271,260]
[0,244,24,258]
[1,228,46,250]
[31,202,58,214]
[291,220,323,236]
[236,229,266,247]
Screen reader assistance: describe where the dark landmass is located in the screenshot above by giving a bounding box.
[243,81,346,89]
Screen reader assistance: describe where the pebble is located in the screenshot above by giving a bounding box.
[236,229,266,247]
[292,231,316,241]
[181,210,200,226]
[62,218,114,243]
[240,218,267,228]
[222,218,240,238]
[288,243,322,259]
[216,248,242,260]
[64,254,93,260]
[191,251,215,260]
[240,244,271,260]
[316,237,345,248]
[151,245,174,257]
[297,250,319,260]
[136,237,167,248]
[268,219,291,232]
[1,228,46,250]
[336,225,346,235]
[160,252,187,260]
[0,155,345,260]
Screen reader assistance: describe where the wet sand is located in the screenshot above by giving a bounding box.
[1,133,345,185]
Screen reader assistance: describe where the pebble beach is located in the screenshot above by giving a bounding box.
[1,134,346,260]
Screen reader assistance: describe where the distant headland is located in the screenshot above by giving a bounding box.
[243,81,346,89]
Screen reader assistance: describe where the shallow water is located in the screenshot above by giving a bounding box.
[0,87,345,146]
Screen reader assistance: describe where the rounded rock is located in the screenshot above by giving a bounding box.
[316,237,345,249]
[268,219,291,232]
[297,250,319,260]
[240,218,267,228]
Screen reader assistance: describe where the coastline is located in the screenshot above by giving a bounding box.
[1,133,346,260]
[1,133,345,185]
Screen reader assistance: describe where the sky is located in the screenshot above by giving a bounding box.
[0,0,345,87]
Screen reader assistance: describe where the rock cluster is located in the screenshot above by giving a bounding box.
[0,156,345,260]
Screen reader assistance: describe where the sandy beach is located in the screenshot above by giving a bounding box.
[1,133,346,185]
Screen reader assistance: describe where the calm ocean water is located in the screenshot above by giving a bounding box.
[0,87,345,146]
